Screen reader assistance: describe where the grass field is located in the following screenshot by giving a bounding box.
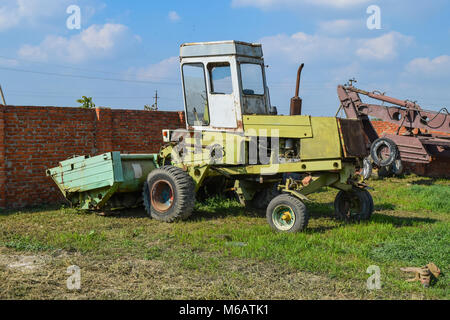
[0,174,449,300]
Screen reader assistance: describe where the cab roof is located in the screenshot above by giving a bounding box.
[180,40,263,59]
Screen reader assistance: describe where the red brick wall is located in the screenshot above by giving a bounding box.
[371,121,449,178]
[0,106,185,209]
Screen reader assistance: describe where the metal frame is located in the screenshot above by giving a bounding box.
[337,85,450,164]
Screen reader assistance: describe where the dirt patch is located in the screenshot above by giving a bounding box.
[0,246,369,300]
[0,254,49,272]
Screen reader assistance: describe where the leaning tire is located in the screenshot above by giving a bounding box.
[143,166,196,222]
[361,157,373,180]
[370,138,398,167]
[334,188,374,222]
[392,159,403,176]
[266,194,309,233]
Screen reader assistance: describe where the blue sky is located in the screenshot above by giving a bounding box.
[0,0,449,116]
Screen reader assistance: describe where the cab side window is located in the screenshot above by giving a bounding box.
[240,63,264,95]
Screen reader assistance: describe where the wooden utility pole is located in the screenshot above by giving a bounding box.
[0,85,6,105]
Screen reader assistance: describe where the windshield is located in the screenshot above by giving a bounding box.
[182,63,210,126]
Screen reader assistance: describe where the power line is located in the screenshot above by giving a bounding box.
[0,54,181,82]
[0,55,126,76]
[0,66,180,85]
[0,55,355,88]
[7,93,183,101]
[0,65,337,88]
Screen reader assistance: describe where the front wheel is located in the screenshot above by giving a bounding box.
[266,194,309,233]
[334,188,374,222]
[143,166,196,222]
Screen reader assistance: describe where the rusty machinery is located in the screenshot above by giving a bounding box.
[337,83,450,177]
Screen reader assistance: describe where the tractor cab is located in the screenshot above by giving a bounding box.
[180,41,271,132]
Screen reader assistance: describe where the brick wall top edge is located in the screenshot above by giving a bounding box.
[2,105,183,114]
[110,109,184,115]
[3,105,92,112]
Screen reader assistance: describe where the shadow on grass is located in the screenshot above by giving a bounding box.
[308,202,334,218]
[190,200,341,231]
[104,207,149,219]
[190,206,262,222]
[305,224,341,234]
[374,202,396,211]
[0,204,63,217]
[372,213,437,227]
[410,178,441,186]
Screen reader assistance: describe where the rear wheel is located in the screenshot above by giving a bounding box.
[266,194,309,233]
[334,188,374,222]
[143,166,195,222]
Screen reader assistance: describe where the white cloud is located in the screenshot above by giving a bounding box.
[405,55,450,77]
[0,57,19,67]
[0,0,71,31]
[260,32,353,64]
[260,31,412,68]
[0,7,19,31]
[18,23,139,63]
[356,32,413,61]
[258,30,413,104]
[168,11,181,22]
[130,57,179,82]
[232,0,373,9]
[317,19,361,35]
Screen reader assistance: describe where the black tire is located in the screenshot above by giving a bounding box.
[143,181,151,214]
[143,166,195,222]
[251,184,280,210]
[266,194,309,233]
[370,138,398,167]
[365,190,374,215]
[334,188,374,222]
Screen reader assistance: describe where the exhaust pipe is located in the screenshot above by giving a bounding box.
[290,63,304,115]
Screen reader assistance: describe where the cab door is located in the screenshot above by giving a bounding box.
[206,60,239,129]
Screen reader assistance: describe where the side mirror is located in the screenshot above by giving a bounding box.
[269,106,278,115]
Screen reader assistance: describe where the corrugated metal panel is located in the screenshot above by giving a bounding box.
[48,152,116,193]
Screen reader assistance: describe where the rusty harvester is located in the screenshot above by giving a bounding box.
[337,83,450,177]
